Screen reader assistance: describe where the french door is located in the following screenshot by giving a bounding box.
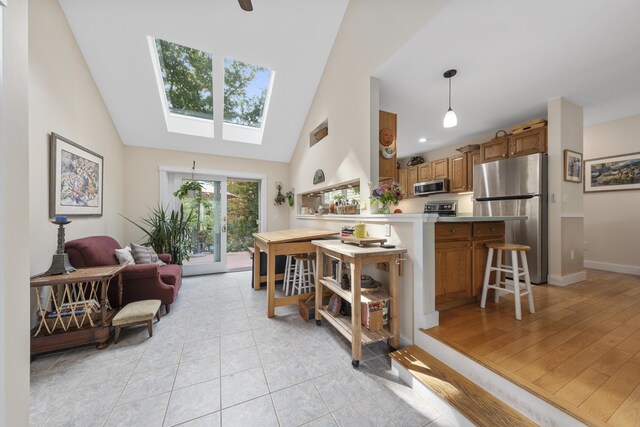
[174,173,227,275]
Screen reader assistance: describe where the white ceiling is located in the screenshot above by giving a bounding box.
[375,0,640,157]
[58,0,349,163]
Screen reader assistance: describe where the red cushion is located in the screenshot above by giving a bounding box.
[160,264,182,286]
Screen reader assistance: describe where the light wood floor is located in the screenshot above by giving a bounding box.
[423,269,640,426]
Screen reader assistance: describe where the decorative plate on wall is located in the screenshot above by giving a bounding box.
[313,169,325,185]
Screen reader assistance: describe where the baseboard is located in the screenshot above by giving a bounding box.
[584,260,640,276]
[415,332,586,426]
[547,270,587,286]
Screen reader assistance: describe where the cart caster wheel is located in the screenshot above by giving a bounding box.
[352,359,359,368]
[316,320,322,326]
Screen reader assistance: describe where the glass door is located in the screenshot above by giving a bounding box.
[174,174,227,275]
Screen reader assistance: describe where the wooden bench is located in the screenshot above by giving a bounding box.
[112,299,161,344]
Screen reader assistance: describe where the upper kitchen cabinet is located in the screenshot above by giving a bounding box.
[432,158,449,179]
[417,162,432,182]
[467,149,481,192]
[480,122,547,164]
[379,111,398,182]
[398,168,408,198]
[449,154,467,193]
[407,166,418,198]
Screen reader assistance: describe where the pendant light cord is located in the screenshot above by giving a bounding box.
[448,76,452,109]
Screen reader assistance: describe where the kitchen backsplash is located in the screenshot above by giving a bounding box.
[397,192,474,214]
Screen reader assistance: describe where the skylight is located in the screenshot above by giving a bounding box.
[150,37,274,144]
[224,58,271,129]
[155,39,213,120]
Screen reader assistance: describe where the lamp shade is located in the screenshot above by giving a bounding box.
[443,108,457,128]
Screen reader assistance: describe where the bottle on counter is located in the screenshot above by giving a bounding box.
[329,199,335,214]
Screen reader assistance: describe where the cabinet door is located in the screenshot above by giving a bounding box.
[449,155,467,193]
[511,127,547,157]
[435,241,472,306]
[480,137,510,163]
[432,159,449,179]
[398,168,408,198]
[472,238,504,297]
[407,166,418,198]
[417,162,432,182]
[467,150,481,192]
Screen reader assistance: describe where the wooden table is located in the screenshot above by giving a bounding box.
[253,228,337,317]
[30,265,125,355]
[312,239,406,368]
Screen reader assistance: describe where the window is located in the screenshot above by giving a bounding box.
[155,39,213,120]
[150,37,274,144]
[224,58,271,129]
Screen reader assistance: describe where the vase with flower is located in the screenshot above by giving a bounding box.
[370,182,405,214]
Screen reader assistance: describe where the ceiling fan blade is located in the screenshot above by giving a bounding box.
[238,0,253,12]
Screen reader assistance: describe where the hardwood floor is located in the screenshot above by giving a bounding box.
[422,269,640,426]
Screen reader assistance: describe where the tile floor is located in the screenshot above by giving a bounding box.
[30,271,453,426]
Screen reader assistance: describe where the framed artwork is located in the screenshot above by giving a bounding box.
[563,150,582,183]
[49,133,104,217]
[584,152,640,193]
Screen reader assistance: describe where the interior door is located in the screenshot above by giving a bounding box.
[174,173,227,275]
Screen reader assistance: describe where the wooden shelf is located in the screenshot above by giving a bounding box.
[320,277,390,304]
[318,308,393,345]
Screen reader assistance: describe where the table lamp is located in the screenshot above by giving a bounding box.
[43,216,76,276]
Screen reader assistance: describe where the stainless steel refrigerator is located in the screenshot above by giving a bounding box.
[473,153,548,284]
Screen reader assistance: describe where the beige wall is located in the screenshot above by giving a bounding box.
[547,98,586,284]
[583,114,640,274]
[28,0,125,275]
[289,0,447,212]
[1,0,31,424]
[122,146,291,244]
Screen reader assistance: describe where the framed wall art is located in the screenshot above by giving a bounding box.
[584,152,640,193]
[563,149,582,183]
[49,132,104,217]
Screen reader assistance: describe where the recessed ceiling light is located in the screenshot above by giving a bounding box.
[418,137,427,143]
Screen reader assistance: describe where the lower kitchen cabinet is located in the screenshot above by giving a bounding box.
[435,221,505,309]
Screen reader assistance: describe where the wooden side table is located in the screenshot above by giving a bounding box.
[30,265,125,355]
[312,239,406,368]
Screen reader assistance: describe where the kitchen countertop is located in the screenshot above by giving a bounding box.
[436,214,527,222]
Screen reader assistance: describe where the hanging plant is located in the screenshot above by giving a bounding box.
[286,189,295,207]
[274,184,286,206]
[173,180,204,204]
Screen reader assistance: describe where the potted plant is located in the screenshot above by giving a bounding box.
[286,189,295,207]
[370,182,405,214]
[173,180,204,203]
[123,204,195,264]
[274,184,286,206]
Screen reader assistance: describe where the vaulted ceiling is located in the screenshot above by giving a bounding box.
[60,0,640,162]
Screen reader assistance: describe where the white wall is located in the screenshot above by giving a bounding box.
[28,0,125,275]
[122,146,291,244]
[1,0,30,424]
[583,114,640,274]
[289,0,447,212]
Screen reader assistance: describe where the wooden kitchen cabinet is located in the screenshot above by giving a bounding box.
[435,241,472,306]
[432,158,449,179]
[407,166,418,198]
[510,127,547,157]
[467,149,481,192]
[449,154,468,193]
[398,168,408,197]
[434,221,505,309]
[480,135,510,163]
[417,162,432,182]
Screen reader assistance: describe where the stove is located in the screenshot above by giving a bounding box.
[424,201,457,217]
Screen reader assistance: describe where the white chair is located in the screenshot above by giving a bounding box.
[480,242,535,320]
[283,255,297,296]
[291,254,316,295]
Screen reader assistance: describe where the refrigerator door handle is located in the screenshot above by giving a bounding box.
[475,195,535,202]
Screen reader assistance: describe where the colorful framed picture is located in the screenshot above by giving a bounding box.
[49,133,104,217]
[584,152,640,193]
[563,150,582,183]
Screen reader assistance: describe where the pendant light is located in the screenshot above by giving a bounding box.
[443,69,458,128]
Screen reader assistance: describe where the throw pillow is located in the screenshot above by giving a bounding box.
[115,246,135,266]
[130,242,166,265]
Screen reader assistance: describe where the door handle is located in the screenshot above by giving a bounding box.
[222,225,227,233]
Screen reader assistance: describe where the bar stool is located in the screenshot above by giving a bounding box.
[283,256,297,296]
[291,254,316,295]
[480,242,535,320]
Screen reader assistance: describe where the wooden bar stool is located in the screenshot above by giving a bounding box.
[480,243,535,320]
[292,254,316,295]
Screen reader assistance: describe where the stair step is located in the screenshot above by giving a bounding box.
[391,345,536,427]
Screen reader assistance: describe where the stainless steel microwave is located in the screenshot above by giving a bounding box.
[414,178,449,196]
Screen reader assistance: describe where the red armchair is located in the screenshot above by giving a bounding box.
[64,236,182,313]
